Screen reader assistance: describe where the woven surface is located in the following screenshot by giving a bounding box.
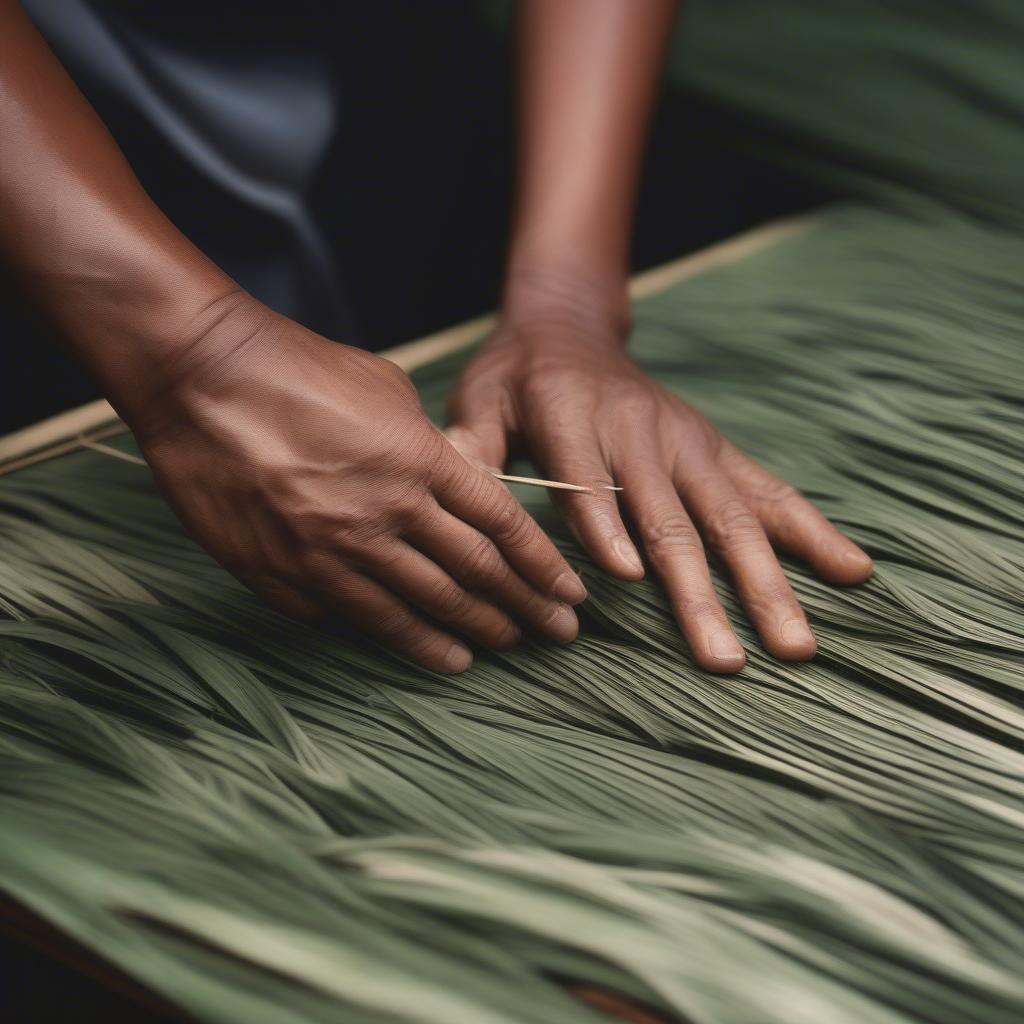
[2,199,1022,1023]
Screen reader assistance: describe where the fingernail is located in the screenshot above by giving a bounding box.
[613,536,644,575]
[544,603,579,643]
[710,631,745,665]
[780,619,816,649]
[553,571,587,605]
[844,548,873,572]
[443,643,473,673]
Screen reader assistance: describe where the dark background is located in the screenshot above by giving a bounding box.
[1,0,829,437]
[1,3,831,1021]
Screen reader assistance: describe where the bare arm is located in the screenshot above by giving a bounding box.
[502,0,678,329]
[447,0,873,672]
[0,1,239,413]
[0,1,584,671]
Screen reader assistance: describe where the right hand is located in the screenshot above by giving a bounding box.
[124,295,586,673]
[447,314,872,673]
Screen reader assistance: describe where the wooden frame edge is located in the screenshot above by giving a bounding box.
[0,214,810,476]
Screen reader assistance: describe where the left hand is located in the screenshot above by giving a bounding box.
[445,317,873,672]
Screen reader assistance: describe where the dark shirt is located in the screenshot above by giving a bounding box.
[23,0,515,347]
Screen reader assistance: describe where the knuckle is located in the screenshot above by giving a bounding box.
[642,510,702,556]
[705,499,762,551]
[324,518,381,558]
[575,506,625,548]
[376,422,437,479]
[377,359,418,399]
[396,486,435,524]
[437,445,479,490]
[627,453,665,477]
[488,497,534,549]
[412,634,453,665]
[428,578,470,618]
[289,497,374,552]
[676,598,720,621]
[372,606,412,639]
[757,478,799,508]
[285,498,343,541]
[453,534,509,589]
[491,616,520,646]
[367,544,404,574]
[577,477,617,498]
[746,583,797,618]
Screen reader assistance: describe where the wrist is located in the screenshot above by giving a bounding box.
[48,247,257,431]
[102,286,274,438]
[500,258,630,348]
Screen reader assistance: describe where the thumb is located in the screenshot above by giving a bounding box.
[443,421,507,474]
[444,383,511,471]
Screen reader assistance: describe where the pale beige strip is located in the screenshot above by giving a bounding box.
[76,435,146,465]
[0,214,811,476]
[491,472,623,493]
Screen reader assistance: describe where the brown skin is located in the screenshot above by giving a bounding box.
[135,302,588,673]
[446,0,873,672]
[0,2,585,673]
[1,0,870,675]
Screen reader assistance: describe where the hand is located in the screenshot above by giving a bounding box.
[445,316,873,673]
[125,296,586,673]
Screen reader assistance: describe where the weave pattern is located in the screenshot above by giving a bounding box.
[2,201,1022,1022]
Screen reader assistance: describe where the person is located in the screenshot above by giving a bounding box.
[0,0,872,676]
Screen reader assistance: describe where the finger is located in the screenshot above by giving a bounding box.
[445,379,511,470]
[721,444,874,585]
[405,504,579,644]
[617,457,745,673]
[676,463,817,661]
[368,540,522,650]
[431,448,586,606]
[444,423,507,475]
[531,421,644,581]
[315,568,473,673]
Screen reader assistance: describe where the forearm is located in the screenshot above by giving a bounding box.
[0,2,238,420]
[505,0,679,334]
